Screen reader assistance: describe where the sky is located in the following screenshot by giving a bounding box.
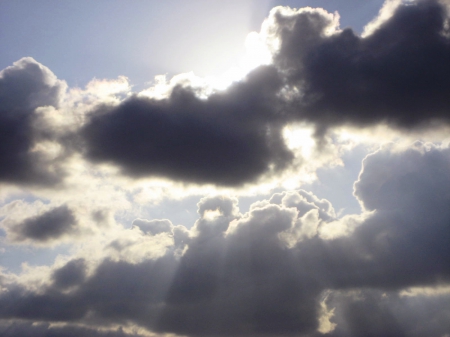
[1,0,450,336]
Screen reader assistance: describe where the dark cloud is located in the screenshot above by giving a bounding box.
[0,58,63,112]
[9,205,77,243]
[2,146,450,336]
[317,289,408,337]
[0,321,144,337]
[81,66,293,186]
[78,0,450,184]
[0,285,86,322]
[273,0,450,130]
[52,258,87,289]
[324,288,450,337]
[0,57,67,185]
[0,256,179,327]
[3,1,450,336]
[2,1,449,186]
[1,1,450,188]
[0,197,321,336]
[293,143,450,291]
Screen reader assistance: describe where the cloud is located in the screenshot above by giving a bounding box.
[0,57,64,112]
[132,218,173,235]
[2,142,450,336]
[7,143,450,336]
[0,321,145,337]
[77,0,450,185]
[296,142,450,291]
[51,258,87,289]
[7,205,78,244]
[270,0,450,131]
[0,57,68,186]
[323,288,450,337]
[2,1,449,188]
[2,2,450,336]
[0,0,449,191]
[80,66,294,186]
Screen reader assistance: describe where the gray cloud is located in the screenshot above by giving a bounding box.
[156,198,320,336]
[273,0,450,130]
[271,189,336,221]
[0,57,67,185]
[2,143,449,336]
[9,205,77,243]
[0,321,144,337]
[52,258,87,289]
[324,288,450,337]
[288,143,450,296]
[2,1,450,187]
[0,196,321,336]
[81,66,293,186]
[78,0,450,184]
[2,1,450,336]
[132,219,173,235]
[0,58,63,112]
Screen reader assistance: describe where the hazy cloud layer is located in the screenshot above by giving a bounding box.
[1,143,450,336]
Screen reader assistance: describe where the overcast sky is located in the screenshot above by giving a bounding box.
[1,0,450,336]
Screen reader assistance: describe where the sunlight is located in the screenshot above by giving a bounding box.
[138,28,273,98]
[203,208,223,221]
[283,125,316,158]
[203,30,273,91]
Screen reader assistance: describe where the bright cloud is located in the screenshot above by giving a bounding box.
[1,0,450,336]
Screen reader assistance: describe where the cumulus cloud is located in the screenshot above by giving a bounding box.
[270,0,450,131]
[294,142,450,293]
[2,1,450,336]
[80,66,293,186]
[0,57,64,112]
[2,142,450,336]
[1,1,449,187]
[0,57,68,186]
[76,0,450,184]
